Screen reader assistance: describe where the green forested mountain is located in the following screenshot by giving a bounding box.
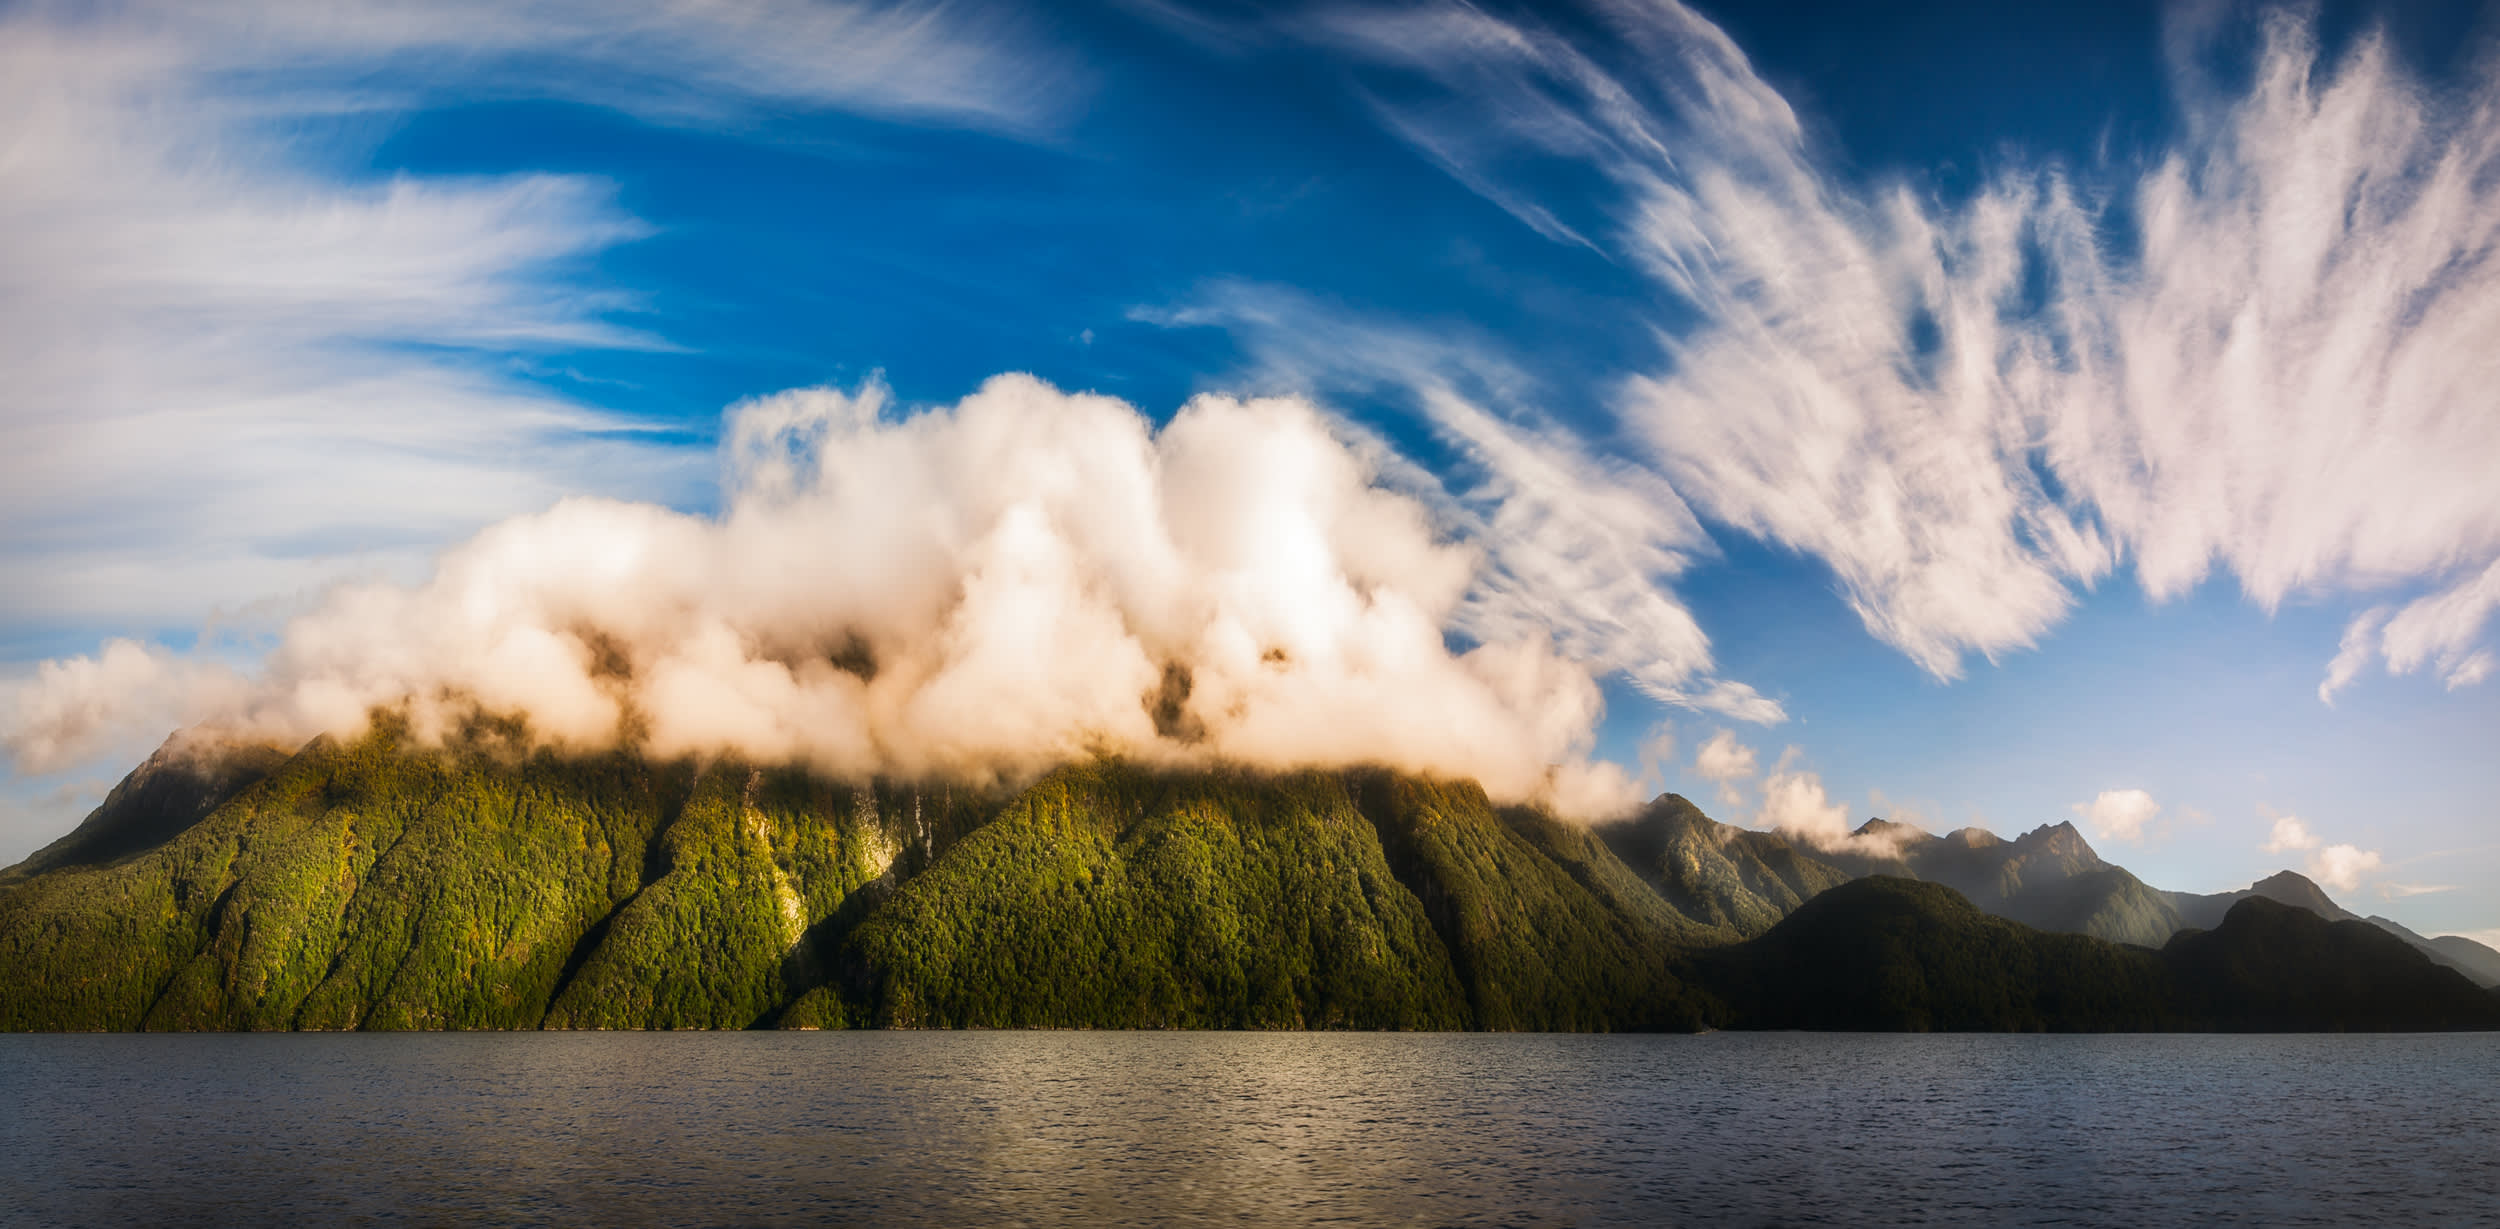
[2,731,2492,1031]
[0,727,1722,1031]
[2166,870,2500,987]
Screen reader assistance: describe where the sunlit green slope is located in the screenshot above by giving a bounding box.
[8,730,2492,1032]
[0,728,1714,1031]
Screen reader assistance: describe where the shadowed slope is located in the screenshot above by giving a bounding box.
[1686,879,2500,1032]
[2,737,290,885]
[2164,898,2500,1030]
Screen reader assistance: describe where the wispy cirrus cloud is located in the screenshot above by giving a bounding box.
[1317,1,2500,689]
[0,0,1071,648]
[2377,882,2459,900]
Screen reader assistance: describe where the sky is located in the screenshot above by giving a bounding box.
[2,0,2496,943]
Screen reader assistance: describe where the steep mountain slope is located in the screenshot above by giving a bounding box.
[1834,820,2186,948]
[6,733,2488,1032]
[1687,879,2500,1032]
[790,766,1478,1030]
[0,726,981,1030]
[1592,794,1850,940]
[2162,898,2500,1030]
[1683,878,2177,1031]
[0,730,1707,1031]
[2425,935,2500,986]
[2166,871,2500,987]
[1,736,289,887]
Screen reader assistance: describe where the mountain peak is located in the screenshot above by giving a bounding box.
[2245,870,2354,922]
[1853,817,1931,843]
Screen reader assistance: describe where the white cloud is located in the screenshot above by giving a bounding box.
[1140,282,1783,724]
[2074,788,2160,844]
[2377,883,2458,900]
[1747,750,1905,858]
[1754,759,1849,850]
[2,376,1651,819]
[0,0,1066,640]
[1691,728,1758,810]
[2317,606,2389,705]
[2308,843,2382,894]
[1322,2,2500,687]
[2262,813,2318,854]
[2256,810,2381,892]
[1693,729,1757,780]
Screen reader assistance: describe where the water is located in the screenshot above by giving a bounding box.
[3,1032,2494,1227]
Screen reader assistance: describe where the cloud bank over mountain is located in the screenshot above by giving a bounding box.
[3,377,1643,817]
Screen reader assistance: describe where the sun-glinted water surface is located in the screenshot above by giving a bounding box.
[5,1031,2495,1227]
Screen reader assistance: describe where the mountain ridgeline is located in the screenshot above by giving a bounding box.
[1,727,2494,1032]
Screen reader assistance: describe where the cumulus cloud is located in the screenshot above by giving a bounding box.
[1141,282,1783,724]
[2,376,1649,818]
[2256,810,2381,892]
[2074,788,2161,844]
[2262,813,2318,854]
[1754,760,1849,850]
[1323,1,2500,687]
[2308,843,2383,894]
[0,0,1066,639]
[1744,752,1905,859]
[1691,728,1756,809]
[1729,748,1904,858]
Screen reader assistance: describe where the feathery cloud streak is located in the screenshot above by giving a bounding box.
[0,0,1068,639]
[1321,1,2500,688]
[1142,283,1783,723]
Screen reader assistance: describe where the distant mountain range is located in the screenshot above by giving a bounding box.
[1,726,2492,1031]
[1805,815,2500,988]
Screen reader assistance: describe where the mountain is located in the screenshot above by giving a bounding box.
[0,726,1709,1032]
[1689,878,2500,1032]
[2161,897,2500,1030]
[1823,820,2496,986]
[2425,935,2500,987]
[2166,871,2500,988]
[1830,819,2186,948]
[4,734,2491,1031]
[1591,794,1851,940]
[1683,878,2177,1031]
[1,735,289,887]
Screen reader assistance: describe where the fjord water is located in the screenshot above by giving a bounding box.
[4,1033,2493,1227]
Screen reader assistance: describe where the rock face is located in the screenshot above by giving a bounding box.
[4,736,2491,1031]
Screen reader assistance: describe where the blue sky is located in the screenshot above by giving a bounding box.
[2,0,2496,941]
